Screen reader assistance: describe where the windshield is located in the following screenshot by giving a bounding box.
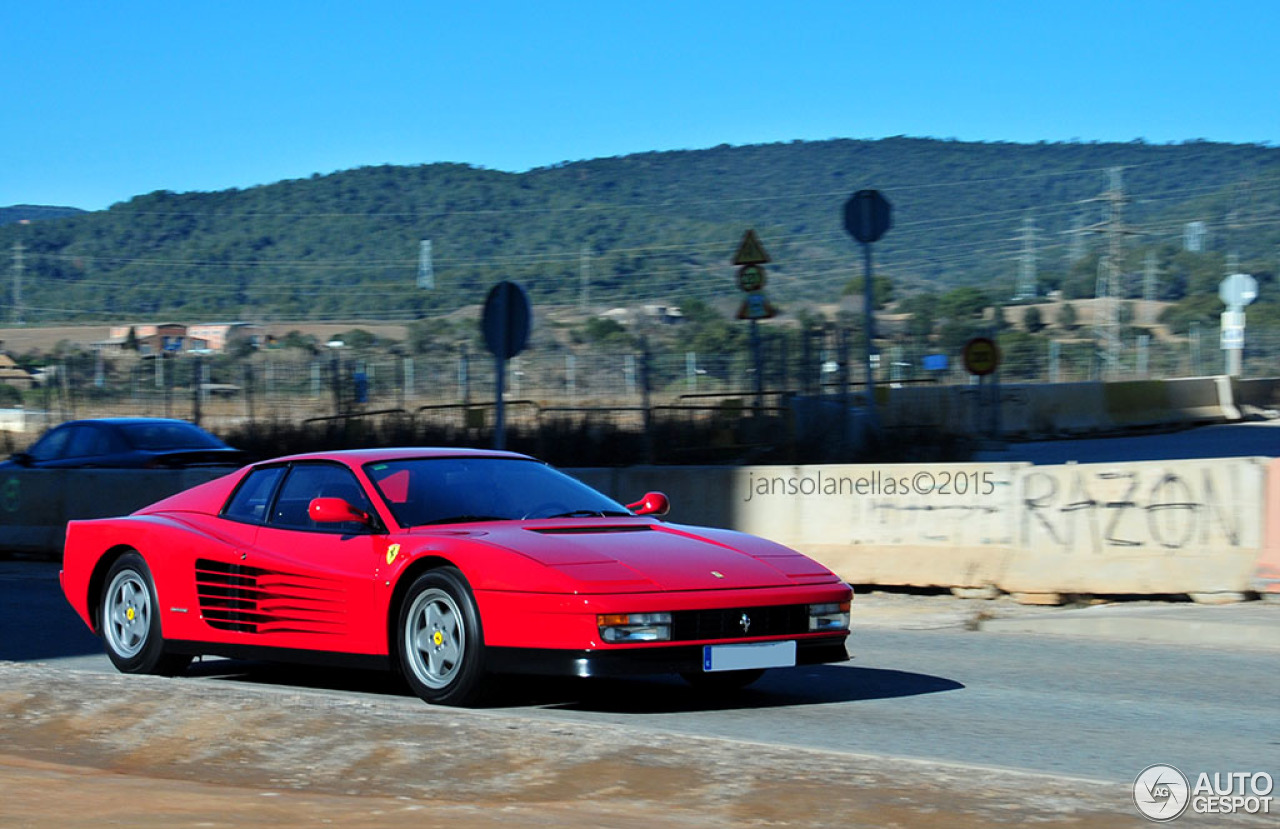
[363,457,630,527]
[119,421,227,451]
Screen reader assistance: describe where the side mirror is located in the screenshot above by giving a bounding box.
[308,497,372,526]
[9,452,32,468]
[626,491,670,517]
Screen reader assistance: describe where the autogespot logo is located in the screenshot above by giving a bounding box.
[1134,764,1190,822]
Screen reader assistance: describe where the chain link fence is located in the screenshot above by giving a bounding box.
[7,324,1278,463]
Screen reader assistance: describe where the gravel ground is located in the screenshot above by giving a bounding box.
[2,585,1264,827]
[0,661,1143,829]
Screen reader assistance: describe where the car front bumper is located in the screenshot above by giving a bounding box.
[484,634,850,678]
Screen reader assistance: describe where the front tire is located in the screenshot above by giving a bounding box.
[100,552,191,676]
[397,567,486,706]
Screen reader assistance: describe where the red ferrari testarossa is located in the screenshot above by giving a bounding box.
[61,448,852,705]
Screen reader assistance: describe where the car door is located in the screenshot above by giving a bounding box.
[235,462,384,655]
[59,423,125,467]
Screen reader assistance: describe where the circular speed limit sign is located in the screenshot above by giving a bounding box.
[737,264,766,292]
[962,337,1001,376]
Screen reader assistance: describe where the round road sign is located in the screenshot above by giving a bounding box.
[481,281,532,360]
[1219,273,1258,307]
[737,264,766,292]
[962,337,1001,376]
[844,189,892,244]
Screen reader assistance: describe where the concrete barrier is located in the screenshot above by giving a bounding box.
[1253,457,1280,595]
[581,462,1025,588]
[1234,378,1280,413]
[0,468,231,555]
[1008,458,1267,597]
[2,457,1271,600]
[726,463,1023,588]
[576,458,1271,599]
[873,376,1243,441]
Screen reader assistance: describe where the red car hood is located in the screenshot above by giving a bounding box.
[415,519,838,592]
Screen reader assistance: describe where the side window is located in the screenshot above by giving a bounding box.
[271,464,373,533]
[223,466,286,524]
[28,426,73,462]
[65,425,112,458]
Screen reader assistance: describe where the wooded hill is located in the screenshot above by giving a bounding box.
[1,137,1278,324]
[0,205,84,226]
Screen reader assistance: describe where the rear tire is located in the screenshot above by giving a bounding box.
[396,567,486,706]
[100,552,191,676]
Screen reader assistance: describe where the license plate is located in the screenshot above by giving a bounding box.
[702,640,796,672]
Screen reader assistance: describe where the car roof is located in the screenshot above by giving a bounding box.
[58,417,207,428]
[265,447,534,466]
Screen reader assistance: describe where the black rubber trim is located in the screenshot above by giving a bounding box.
[163,635,849,679]
[165,639,391,671]
[485,636,850,678]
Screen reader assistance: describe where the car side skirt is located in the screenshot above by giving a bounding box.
[166,640,392,672]
[161,635,848,679]
[485,636,850,679]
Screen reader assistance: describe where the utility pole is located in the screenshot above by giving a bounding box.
[1068,214,1086,263]
[417,240,434,289]
[1016,213,1037,300]
[1079,168,1142,378]
[11,241,23,325]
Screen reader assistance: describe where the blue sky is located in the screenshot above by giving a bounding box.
[2,1,1276,211]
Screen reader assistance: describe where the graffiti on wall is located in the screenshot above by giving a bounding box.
[1019,463,1261,554]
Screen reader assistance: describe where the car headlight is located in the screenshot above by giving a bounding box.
[808,601,850,632]
[598,612,672,643]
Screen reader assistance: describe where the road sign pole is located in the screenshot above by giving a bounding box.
[482,281,533,451]
[1226,347,1241,378]
[751,318,763,414]
[843,190,891,436]
[493,288,507,450]
[862,241,879,430]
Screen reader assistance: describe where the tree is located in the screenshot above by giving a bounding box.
[936,287,990,322]
[991,303,1012,332]
[339,329,378,350]
[574,316,631,346]
[279,330,318,353]
[898,292,939,338]
[1057,302,1078,330]
[1023,306,1045,333]
[842,275,895,309]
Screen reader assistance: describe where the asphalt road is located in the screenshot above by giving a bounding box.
[6,559,1276,786]
[976,419,1280,464]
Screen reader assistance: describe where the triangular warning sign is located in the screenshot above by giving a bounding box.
[732,229,771,265]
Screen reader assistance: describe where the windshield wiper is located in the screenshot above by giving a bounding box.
[418,515,505,526]
[545,509,634,518]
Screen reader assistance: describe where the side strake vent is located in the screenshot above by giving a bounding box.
[528,525,653,535]
[194,558,347,635]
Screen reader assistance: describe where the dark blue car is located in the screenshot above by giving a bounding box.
[5,418,243,469]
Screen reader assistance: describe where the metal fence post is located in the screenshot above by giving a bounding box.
[244,363,255,423]
[642,339,654,463]
[192,356,203,426]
